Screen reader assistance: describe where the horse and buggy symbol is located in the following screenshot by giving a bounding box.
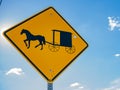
[21,29,76,54]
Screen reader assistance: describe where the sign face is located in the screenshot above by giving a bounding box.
[4,7,88,82]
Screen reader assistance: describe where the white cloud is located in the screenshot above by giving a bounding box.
[114,54,120,57]
[79,86,84,89]
[101,78,120,90]
[69,82,88,90]
[70,82,80,88]
[0,23,14,47]
[5,68,24,76]
[111,78,120,85]
[108,16,120,31]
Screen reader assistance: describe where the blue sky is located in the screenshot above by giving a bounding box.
[0,0,120,90]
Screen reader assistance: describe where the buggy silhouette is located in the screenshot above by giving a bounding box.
[46,30,76,54]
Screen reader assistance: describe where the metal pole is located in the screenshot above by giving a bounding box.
[48,82,53,90]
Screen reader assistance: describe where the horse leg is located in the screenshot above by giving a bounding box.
[41,44,43,50]
[35,41,43,50]
[40,41,44,50]
[35,43,40,48]
[35,44,43,50]
[24,39,28,47]
[27,40,30,49]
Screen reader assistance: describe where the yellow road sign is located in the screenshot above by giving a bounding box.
[4,7,88,82]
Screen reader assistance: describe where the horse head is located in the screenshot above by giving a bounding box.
[20,29,28,35]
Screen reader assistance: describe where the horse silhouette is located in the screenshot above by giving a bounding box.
[20,29,46,50]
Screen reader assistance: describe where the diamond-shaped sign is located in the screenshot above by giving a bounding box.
[4,7,88,82]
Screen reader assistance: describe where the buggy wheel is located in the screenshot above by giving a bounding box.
[65,45,76,54]
[48,44,60,52]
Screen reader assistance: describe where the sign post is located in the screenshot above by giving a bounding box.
[4,7,88,89]
[48,83,53,90]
